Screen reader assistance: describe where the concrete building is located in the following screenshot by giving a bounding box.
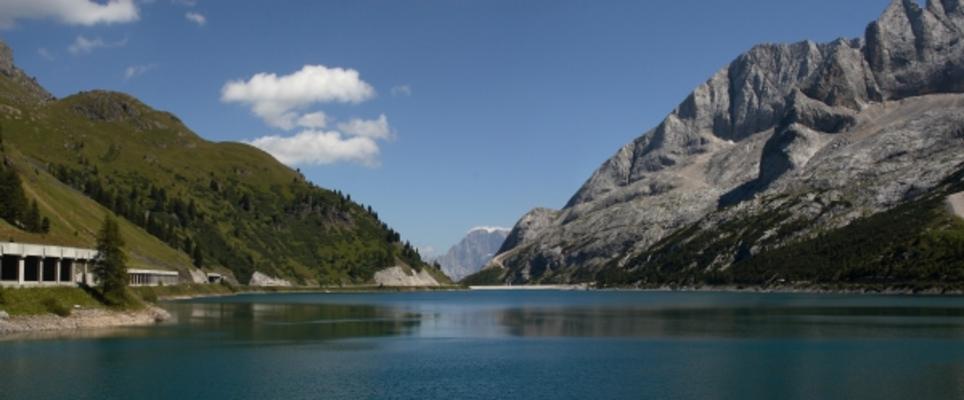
[0,243,96,287]
[128,269,180,286]
[206,273,224,284]
[0,243,182,287]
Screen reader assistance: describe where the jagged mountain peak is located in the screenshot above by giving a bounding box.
[0,39,54,105]
[0,40,14,76]
[483,1,964,284]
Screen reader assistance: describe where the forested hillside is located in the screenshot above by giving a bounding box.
[0,42,445,285]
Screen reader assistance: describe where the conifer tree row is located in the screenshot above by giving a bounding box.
[0,126,50,234]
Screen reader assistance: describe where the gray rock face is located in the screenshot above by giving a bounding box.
[0,41,54,104]
[492,0,964,283]
[0,42,14,76]
[436,227,510,281]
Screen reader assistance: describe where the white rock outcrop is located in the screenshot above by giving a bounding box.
[248,271,293,287]
[948,192,964,219]
[373,266,441,287]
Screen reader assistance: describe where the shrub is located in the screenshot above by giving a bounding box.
[42,297,71,317]
[139,289,158,303]
[102,289,137,308]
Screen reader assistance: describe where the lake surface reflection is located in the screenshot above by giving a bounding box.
[3,290,964,399]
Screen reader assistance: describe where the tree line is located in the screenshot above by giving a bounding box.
[0,128,50,234]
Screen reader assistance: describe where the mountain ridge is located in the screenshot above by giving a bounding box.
[483,0,964,285]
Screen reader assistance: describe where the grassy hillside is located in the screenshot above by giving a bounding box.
[0,64,445,285]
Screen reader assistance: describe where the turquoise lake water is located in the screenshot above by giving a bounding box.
[3,290,964,399]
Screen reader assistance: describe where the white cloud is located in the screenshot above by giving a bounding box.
[185,11,205,26]
[246,130,380,167]
[124,64,154,80]
[221,65,375,130]
[337,114,392,140]
[0,0,139,28]
[37,47,55,60]
[68,35,127,55]
[390,84,412,97]
[296,111,328,129]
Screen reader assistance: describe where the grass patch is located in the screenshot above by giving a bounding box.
[130,283,237,302]
[0,287,103,316]
[41,297,71,317]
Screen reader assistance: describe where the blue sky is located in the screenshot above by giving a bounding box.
[2,0,892,256]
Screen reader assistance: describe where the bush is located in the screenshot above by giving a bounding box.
[42,297,71,317]
[0,287,6,305]
[102,289,137,308]
[138,289,158,303]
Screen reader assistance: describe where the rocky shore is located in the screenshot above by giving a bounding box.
[0,306,171,336]
[608,283,964,296]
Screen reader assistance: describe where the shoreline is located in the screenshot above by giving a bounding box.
[156,285,467,301]
[0,305,171,337]
[596,284,964,296]
[2,282,961,339]
[468,283,964,296]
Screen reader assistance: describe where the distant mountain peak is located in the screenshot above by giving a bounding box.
[437,227,510,281]
[468,226,510,234]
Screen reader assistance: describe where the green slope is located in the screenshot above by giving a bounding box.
[0,54,446,285]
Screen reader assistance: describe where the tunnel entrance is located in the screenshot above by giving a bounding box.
[24,257,40,281]
[0,255,18,281]
[60,259,74,283]
[42,258,58,281]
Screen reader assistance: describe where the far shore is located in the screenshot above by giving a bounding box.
[3,282,963,339]
[470,283,964,296]
[154,284,466,302]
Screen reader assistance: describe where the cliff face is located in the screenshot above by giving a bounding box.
[490,0,964,284]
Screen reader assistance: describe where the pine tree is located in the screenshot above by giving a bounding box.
[0,167,27,224]
[25,200,40,232]
[40,216,50,234]
[192,243,204,268]
[93,215,129,304]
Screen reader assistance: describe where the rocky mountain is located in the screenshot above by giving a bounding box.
[480,0,964,287]
[435,227,510,281]
[0,41,448,287]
